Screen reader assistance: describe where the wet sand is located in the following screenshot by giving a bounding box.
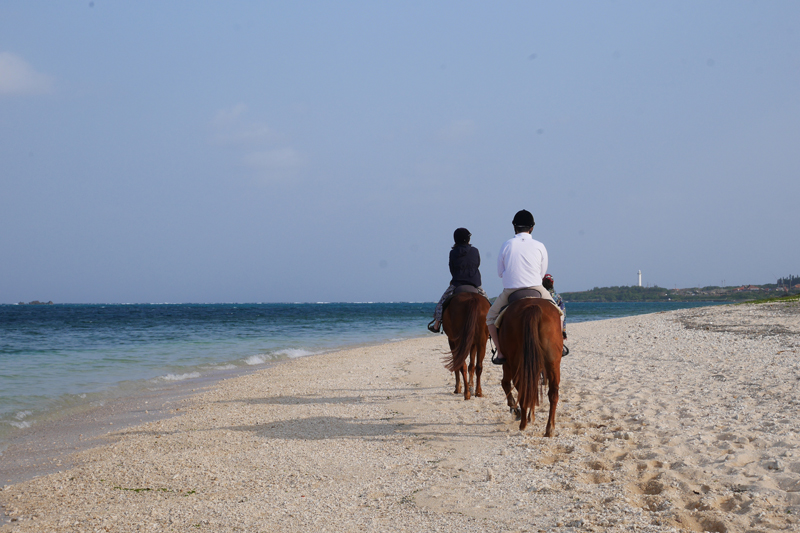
[1,301,799,532]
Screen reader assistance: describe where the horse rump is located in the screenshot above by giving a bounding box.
[443,294,480,372]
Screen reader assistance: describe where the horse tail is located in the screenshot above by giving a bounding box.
[516,304,544,413]
[444,296,479,372]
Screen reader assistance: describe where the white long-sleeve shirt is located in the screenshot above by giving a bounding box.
[497,232,548,289]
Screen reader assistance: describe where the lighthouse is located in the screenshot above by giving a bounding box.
[638,270,642,287]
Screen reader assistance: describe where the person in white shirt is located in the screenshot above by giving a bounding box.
[487,209,560,364]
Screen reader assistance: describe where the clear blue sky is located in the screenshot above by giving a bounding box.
[2,2,798,303]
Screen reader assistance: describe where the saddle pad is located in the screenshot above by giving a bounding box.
[495,289,544,329]
[442,285,487,314]
[494,305,512,329]
[507,288,541,303]
[453,284,479,295]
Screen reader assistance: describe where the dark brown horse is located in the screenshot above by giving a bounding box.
[442,291,491,400]
[497,298,563,435]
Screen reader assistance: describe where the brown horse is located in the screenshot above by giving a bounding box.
[497,298,563,435]
[442,291,491,400]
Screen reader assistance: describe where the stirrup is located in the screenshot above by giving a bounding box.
[491,350,505,365]
[489,338,504,364]
[427,319,440,333]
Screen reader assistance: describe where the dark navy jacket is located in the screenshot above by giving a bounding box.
[449,244,482,288]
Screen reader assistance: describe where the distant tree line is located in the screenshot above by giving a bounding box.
[559,285,796,303]
[561,285,673,302]
[778,275,800,287]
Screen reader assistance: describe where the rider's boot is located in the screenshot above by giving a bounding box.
[489,324,505,364]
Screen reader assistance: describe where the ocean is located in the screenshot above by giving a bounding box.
[0,301,719,445]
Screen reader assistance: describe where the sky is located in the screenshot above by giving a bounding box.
[1,1,799,303]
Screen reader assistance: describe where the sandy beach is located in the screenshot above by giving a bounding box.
[2,301,799,532]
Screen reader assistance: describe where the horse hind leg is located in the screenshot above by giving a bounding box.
[501,375,514,408]
[467,345,476,399]
[461,364,471,400]
[474,350,484,397]
[449,338,463,395]
[544,368,560,438]
[511,391,522,420]
[453,370,462,395]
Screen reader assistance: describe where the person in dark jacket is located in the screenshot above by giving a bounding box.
[427,228,489,333]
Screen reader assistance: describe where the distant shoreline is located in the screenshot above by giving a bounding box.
[562,285,800,303]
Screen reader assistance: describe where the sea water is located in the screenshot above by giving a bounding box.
[0,301,719,443]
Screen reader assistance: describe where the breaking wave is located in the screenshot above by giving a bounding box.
[159,372,201,382]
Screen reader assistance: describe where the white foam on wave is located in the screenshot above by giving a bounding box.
[275,348,316,359]
[4,412,34,429]
[159,372,201,382]
[203,364,237,371]
[245,354,269,365]
[245,349,316,365]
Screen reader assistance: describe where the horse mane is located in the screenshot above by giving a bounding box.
[443,295,479,372]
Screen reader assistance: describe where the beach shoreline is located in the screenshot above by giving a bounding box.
[0,301,722,451]
[2,301,799,532]
[0,335,435,470]
[1,372,222,486]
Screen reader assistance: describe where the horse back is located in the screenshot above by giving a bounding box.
[443,292,490,336]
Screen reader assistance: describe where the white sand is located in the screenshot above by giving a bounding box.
[2,301,799,532]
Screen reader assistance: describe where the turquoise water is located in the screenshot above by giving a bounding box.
[0,301,720,441]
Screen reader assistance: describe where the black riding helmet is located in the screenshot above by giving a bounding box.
[512,209,535,228]
[453,227,471,245]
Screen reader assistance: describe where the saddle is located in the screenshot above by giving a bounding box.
[441,285,488,314]
[494,287,543,329]
[507,288,542,304]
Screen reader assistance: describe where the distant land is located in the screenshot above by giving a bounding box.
[562,279,800,303]
[17,300,54,305]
